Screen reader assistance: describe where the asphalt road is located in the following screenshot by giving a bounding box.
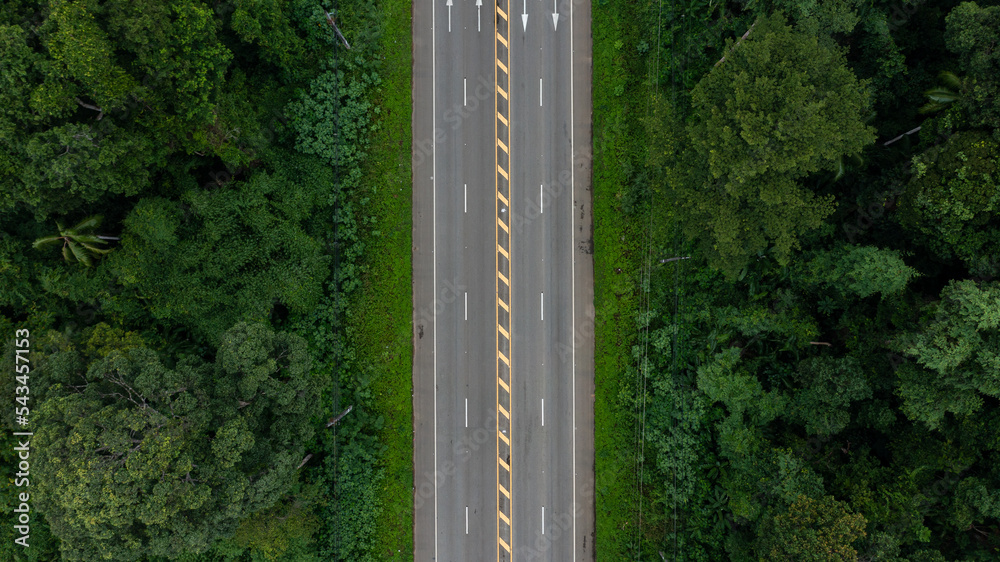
[413,1,594,560]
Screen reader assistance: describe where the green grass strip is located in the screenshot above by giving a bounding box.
[592,2,650,560]
[348,0,414,557]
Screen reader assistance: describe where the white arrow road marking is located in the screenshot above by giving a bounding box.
[447,0,453,32]
[552,0,559,29]
[477,0,482,31]
[522,0,528,31]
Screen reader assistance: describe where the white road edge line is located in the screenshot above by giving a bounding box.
[465,291,468,320]
[466,506,469,534]
[542,506,545,534]
[464,183,467,213]
[541,292,544,321]
[464,77,467,106]
[542,398,545,426]
[432,0,438,558]
[540,77,543,106]
[465,397,468,427]
[571,0,577,558]
[540,183,544,213]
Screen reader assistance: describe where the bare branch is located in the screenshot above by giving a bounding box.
[326,404,354,428]
[324,11,352,49]
[297,453,313,470]
[75,97,104,120]
[715,18,758,67]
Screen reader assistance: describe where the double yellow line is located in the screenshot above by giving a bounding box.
[494,0,513,558]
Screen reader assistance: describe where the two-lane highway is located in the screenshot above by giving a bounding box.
[413,1,594,560]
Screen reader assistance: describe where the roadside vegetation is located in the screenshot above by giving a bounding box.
[0,0,411,560]
[594,0,1000,560]
[591,0,656,557]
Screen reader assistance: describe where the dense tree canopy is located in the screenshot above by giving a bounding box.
[627,1,1000,559]
[897,130,1000,278]
[0,0,371,559]
[944,2,1000,130]
[33,322,320,560]
[756,494,869,561]
[889,279,1000,430]
[675,13,876,277]
[101,147,332,344]
[0,0,323,220]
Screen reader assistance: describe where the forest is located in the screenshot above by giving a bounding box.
[1,0,414,560]
[592,0,1000,560]
[3,0,1000,560]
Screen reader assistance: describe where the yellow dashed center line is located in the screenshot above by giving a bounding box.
[495,0,512,558]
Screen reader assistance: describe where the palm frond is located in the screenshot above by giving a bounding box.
[923,88,961,103]
[833,156,846,182]
[32,235,63,250]
[938,71,964,92]
[62,244,72,263]
[70,215,103,233]
[919,101,950,114]
[74,234,109,245]
[67,241,91,266]
[79,243,112,255]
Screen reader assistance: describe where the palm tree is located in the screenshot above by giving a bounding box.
[919,71,965,114]
[833,153,865,182]
[32,215,119,267]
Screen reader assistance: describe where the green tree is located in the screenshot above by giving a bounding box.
[756,494,868,561]
[950,476,1000,530]
[788,356,872,436]
[675,13,876,277]
[103,149,331,344]
[888,279,1000,430]
[32,214,118,267]
[740,0,866,36]
[697,347,788,424]
[0,0,286,219]
[33,322,320,560]
[795,243,920,300]
[41,0,137,109]
[228,0,314,76]
[896,130,1000,278]
[944,2,1000,129]
[216,481,322,561]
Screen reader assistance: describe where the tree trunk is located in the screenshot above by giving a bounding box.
[715,19,758,67]
[297,453,313,470]
[327,404,354,428]
[325,11,352,49]
[76,97,104,120]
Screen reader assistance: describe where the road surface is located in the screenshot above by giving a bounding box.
[412,0,594,559]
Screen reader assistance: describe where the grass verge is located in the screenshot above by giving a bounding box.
[346,0,414,557]
[591,1,653,559]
